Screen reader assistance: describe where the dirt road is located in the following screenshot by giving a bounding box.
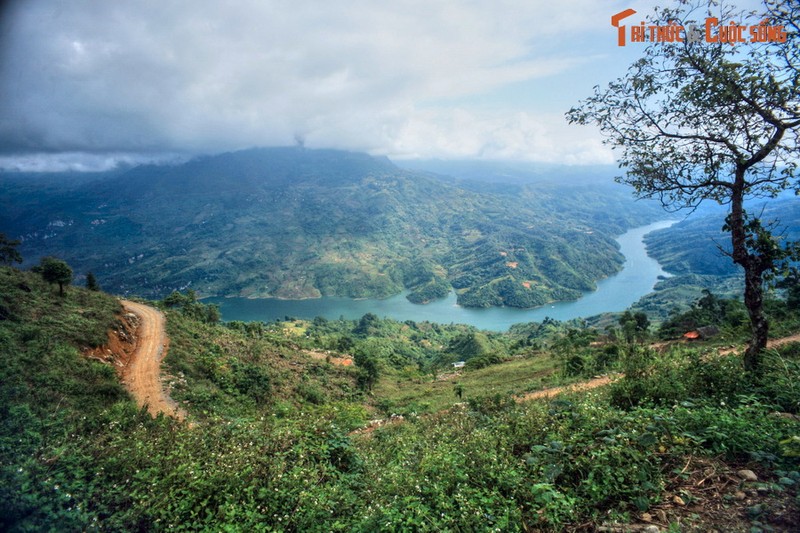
[717,332,800,356]
[514,375,618,402]
[120,300,186,421]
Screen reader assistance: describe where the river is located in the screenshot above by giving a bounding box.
[204,220,676,331]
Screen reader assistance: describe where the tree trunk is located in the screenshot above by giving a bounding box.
[728,168,768,374]
[743,266,768,373]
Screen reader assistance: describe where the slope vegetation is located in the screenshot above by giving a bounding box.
[2,266,800,531]
[1,147,660,307]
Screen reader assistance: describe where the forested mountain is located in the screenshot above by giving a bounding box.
[1,147,661,307]
[627,198,800,320]
[644,198,800,277]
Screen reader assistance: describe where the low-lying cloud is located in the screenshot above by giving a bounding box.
[0,0,628,168]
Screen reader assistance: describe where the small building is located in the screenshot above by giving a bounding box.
[452,361,466,369]
[683,326,720,341]
[683,330,701,341]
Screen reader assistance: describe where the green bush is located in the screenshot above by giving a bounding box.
[759,343,800,414]
[609,346,748,409]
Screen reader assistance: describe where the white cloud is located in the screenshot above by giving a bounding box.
[374,108,614,164]
[0,0,636,165]
[0,152,187,172]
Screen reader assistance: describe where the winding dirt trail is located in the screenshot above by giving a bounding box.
[352,331,800,436]
[717,332,800,356]
[120,300,186,421]
[514,375,618,402]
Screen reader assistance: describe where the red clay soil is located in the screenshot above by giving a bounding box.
[514,374,618,402]
[119,300,186,421]
[717,332,800,356]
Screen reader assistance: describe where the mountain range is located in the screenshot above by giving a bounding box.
[1,147,662,307]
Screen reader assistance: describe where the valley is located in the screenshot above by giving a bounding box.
[205,219,675,329]
[1,147,663,308]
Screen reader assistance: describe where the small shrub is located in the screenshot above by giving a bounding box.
[297,382,326,405]
[759,344,800,414]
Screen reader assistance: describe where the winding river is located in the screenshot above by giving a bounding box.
[205,220,676,331]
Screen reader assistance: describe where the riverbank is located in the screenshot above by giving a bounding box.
[205,220,677,330]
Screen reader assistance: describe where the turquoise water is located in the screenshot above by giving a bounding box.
[205,220,676,331]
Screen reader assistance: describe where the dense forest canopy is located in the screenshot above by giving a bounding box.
[1,147,663,308]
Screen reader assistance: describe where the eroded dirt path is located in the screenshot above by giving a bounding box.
[514,374,618,402]
[717,332,800,356]
[120,300,186,421]
[351,375,620,436]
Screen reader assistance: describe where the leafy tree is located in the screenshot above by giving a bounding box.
[453,383,464,400]
[447,331,492,360]
[86,272,100,291]
[39,257,73,296]
[354,350,380,392]
[777,267,800,310]
[161,289,220,324]
[0,233,22,265]
[336,335,355,353]
[568,0,800,373]
[619,310,650,345]
[163,289,198,308]
[353,313,380,336]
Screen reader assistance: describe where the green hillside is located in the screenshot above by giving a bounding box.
[0,147,661,307]
[644,199,800,277]
[628,199,800,321]
[2,264,800,531]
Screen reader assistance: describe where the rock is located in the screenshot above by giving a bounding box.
[770,412,800,421]
[673,495,686,506]
[642,526,660,533]
[733,491,747,501]
[641,512,653,522]
[737,469,758,482]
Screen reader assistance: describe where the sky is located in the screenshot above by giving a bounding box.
[0,0,715,171]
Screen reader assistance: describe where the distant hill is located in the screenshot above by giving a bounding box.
[1,147,661,307]
[644,198,800,276]
[397,159,620,186]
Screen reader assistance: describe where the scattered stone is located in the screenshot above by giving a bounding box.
[655,509,667,523]
[746,503,764,517]
[733,490,747,501]
[640,512,653,522]
[770,411,800,422]
[737,469,758,482]
[642,525,660,533]
[673,495,686,506]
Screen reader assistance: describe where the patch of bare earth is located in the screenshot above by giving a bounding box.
[84,300,187,420]
[717,333,800,356]
[303,349,353,366]
[514,375,618,402]
[118,300,186,420]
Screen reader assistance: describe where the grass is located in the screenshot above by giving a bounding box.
[3,264,799,532]
[372,352,564,415]
[162,310,362,420]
